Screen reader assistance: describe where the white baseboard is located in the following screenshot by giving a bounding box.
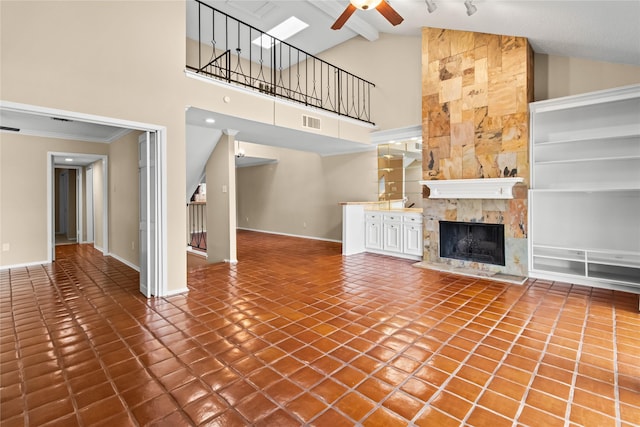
[109,253,140,272]
[94,245,104,254]
[236,227,341,243]
[163,287,189,297]
[186,246,207,258]
[0,260,50,271]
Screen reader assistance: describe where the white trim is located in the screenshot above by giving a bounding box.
[0,101,159,132]
[224,259,239,264]
[370,125,422,145]
[0,260,50,271]
[237,227,341,243]
[0,128,132,144]
[164,287,190,297]
[420,178,524,199]
[109,253,140,272]
[187,246,207,258]
[102,157,109,255]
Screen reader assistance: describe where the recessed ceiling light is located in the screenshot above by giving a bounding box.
[205,118,215,124]
[252,16,309,49]
[65,158,73,162]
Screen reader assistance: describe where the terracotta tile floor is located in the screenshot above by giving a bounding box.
[1,230,639,426]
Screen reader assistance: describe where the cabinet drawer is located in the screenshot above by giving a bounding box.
[383,214,402,222]
[403,215,423,224]
[365,212,382,221]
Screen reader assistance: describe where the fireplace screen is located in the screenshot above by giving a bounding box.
[439,221,505,266]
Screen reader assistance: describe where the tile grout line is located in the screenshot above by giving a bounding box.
[612,294,621,427]
[44,259,140,427]
[303,275,489,425]
[510,283,576,427]
[397,280,534,425]
[561,286,592,427]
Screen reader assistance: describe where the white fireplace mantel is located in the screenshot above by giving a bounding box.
[419,178,524,199]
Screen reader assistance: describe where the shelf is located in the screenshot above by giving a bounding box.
[534,155,640,166]
[588,253,640,269]
[534,130,640,147]
[533,246,585,262]
[532,258,586,276]
[529,85,640,293]
[587,264,640,286]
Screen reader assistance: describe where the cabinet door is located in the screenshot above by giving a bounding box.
[365,221,382,250]
[403,224,423,256]
[383,222,402,253]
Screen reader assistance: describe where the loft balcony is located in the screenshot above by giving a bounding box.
[186,0,375,125]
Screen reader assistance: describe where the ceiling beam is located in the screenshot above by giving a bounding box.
[306,0,380,42]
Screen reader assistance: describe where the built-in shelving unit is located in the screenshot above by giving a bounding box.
[529,84,640,298]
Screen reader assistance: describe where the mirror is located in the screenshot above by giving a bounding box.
[377,140,422,208]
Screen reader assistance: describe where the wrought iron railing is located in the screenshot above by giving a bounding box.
[187,202,207,252]
[186,0,375,125]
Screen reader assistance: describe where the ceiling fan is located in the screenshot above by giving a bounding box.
[331,0,404,30]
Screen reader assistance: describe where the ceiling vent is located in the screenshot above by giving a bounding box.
[302,115,321,130]
[0,126,20,132]
[51,117,73,122]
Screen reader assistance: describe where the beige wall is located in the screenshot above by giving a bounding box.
[318,33,422,131]
[0,133,108,266]
[109,131,141,267]
[237,144,377,241]
[206,134,237,263]
[0,1,187,288]
[534,53,640,100]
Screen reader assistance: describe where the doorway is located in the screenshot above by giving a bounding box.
[0,100,169,297]
[54,167,80,245]
[49,153,107,260]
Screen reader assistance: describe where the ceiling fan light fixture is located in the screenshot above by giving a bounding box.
[464,0,477,16]
[350,0,383,11]
[425,0,437,14]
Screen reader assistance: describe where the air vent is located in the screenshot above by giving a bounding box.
[0,126,20,132]
[51,117,73,122]
[302,115,321,130]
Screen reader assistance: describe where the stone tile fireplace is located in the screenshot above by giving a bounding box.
[418,28,533,282]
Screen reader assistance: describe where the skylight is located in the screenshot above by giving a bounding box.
[252,16,309,49]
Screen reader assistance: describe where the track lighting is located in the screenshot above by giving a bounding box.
[464,0,477,16]
[425,0,437,14]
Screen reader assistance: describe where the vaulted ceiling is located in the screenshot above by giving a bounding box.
[196,0,640,66]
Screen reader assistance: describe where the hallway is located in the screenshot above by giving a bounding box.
[1,231,639,426]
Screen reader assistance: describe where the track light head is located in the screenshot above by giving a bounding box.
[464,0,477,16]
[425,0,437,14]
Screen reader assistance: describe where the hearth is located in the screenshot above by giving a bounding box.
[440,221,505,266]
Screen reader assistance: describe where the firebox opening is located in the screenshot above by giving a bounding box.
[439,221,505,266]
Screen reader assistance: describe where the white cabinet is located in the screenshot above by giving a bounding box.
[529,84,640,295]
[365,211,422,260]
[403,222,423,256]
[383,217,402,253]
[365,212,383,250]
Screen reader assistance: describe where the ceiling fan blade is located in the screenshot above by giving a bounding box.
[331,4,357,30]
[376,1,404,26]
